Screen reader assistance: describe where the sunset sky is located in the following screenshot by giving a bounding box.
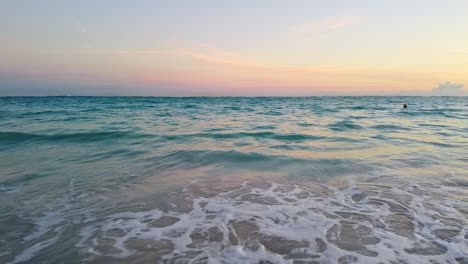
[1,0,467,96]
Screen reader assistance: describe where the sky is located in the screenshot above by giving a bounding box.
[1,0,467,96]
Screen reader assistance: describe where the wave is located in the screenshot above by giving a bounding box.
[254,125,276,130]
[161,132,325,141]
[397,109,465,118]
[298,123,314,127]
[150,149,370,177]
[224,106,241,111]
[15,110,76,117]
[151,150,271,171]
[371,124,411,131]
[182,104,200,109]
[1,174,49,187]
[348,105,366,110]
[0,131,151,144]
[259,111,284,116]
[328,120,363,131]
[371,134,457,148]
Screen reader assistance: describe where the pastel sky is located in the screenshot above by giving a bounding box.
[1,0,467,96]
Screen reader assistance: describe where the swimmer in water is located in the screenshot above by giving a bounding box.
[403,104,407,109]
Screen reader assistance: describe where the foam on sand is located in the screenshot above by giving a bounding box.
[77,178,468,263]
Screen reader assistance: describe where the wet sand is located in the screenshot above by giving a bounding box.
[77,174,468,264]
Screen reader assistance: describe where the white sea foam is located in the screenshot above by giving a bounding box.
[0,185,18,194]
[23,212,63,241]
[8,237,59,264]
[4,211,65,264]
[77,180,468,263]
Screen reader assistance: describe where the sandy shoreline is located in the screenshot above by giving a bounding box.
[76,174,468,264]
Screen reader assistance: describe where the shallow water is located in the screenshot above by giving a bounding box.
[0,96,467,263]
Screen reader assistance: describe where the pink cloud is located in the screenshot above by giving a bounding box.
[90,49,164,55]
[290,15,363,36]
[325,16,362,30]
[182,49,268,69]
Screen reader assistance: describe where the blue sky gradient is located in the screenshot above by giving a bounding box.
[1,0,467,95]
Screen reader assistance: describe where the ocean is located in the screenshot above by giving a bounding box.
[0,96,467,263]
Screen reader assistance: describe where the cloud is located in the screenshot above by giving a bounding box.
[325,16,363,30]
[432,82,466,95]
[76,48,166,56]
[180,45,346,74]
[182,48,268,69]
[96,49,163,55]
[290,16,363,36]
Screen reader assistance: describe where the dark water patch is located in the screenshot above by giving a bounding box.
[393,157,439,168]
[182,104,200,109]
[0,172,51,186]
[434,131,455,137]
[224,106,241,111]
[69,148,148,164]
[155,112,172,117]
[328,120,363,131]
[396,137,458,148]
[348,115,367,120]
[326,137,363,143]
[0,131,152,144]
[259,110,283,116]
[254,125,276,130]
[0,131,46,142]
[271,133,324,141]
[240,107,255,112]
[397,110,420,117]
[348,105,366,110]
[203,127,230,132]
[233,141,251,148]
[308,106,340,114]
[441,113,467,119]
[40,115,99,123]
[77,107,106,113]
[397,109,464,118]
[15,110,77,118]
[420,141,456,148]
[161,132,324,141]
[371,135,454,148]
[151,150,272,171]
[270,144,313,151]
[298,123,314,127]
[371,134,391,141]
[418,123,451,128]
[270,144,296,151]
[371,124,411,131]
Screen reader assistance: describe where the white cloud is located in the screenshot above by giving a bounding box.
[432,82,465,95]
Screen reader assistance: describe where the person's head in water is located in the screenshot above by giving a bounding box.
[403,104,408,109]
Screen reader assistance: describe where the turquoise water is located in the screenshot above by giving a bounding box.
[0,97,467,263]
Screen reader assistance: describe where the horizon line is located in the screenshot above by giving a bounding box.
[1,95,467,98]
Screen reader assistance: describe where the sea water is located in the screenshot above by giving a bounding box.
[0,96,467,263]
